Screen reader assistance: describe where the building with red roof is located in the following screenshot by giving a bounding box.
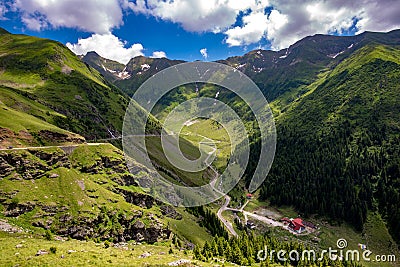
[288,218,306,234]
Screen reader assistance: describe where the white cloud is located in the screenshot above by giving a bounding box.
[151,51,167,58]
[66,33,144,64]
[226,2,358,49]
[20,13,48,31]
[9,0,400,53]
[129,0,270,32]
[200,48,208,59]
[355,1,400,33]
[126,0,400,50]
[263,0,400,50]
[225,9,288,48]
[0,3,8,20]
[13,0,123,33]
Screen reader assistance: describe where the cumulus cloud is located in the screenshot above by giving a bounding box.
[126,0,400,50]
[200,48,208,59]
[263,0,400,49]
[354,1,400,33]
[13,0,123,33]
[129,0,270,32]
[66,33,144,64]
[9,0,400,52]
[225,10,288,47]
[0,3,8,20]
[151,51,167,58]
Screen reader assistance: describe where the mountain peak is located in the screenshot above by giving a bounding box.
[0,28,10,35]
[85,51,101,57]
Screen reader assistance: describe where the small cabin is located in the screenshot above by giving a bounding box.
[288,218,306,234]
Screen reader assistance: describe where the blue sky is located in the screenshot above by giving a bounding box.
[0,0,399,64]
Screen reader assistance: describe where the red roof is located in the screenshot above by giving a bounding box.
[290,218,305,231]
[246,193,253,196]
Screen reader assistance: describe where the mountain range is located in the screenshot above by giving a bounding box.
[0,27,399,266]
[83,28,400,252]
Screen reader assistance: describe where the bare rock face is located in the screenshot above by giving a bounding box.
[38,130,85,144]
[68,225,95,240]
[160,205,182,220]
[0,219,23,233]
[133,220,145,229]
[120,173,137,186]
[0,157,14,177]
[4,201,36,217]
[29,149,71,168]
[32,219,53,229]
[126,216,170,244]
[0,152,49,179]
[117,188,161,209]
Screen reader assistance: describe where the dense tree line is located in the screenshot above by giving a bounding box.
[242,59,400,245]
[194,233,363,267]
[186,206,228,239]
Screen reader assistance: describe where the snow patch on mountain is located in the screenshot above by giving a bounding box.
[141,64,150,71]
[117,66,131,79]
[253,66,264,73]
[279,48,290,59]
[236,63,247,70]
[328,43,354,59]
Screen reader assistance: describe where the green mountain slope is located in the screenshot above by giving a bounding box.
[0,29,130,142]
[0,85,85,148]
[0,144,212,245]
[260,44,400,244]
[0,29,215,191]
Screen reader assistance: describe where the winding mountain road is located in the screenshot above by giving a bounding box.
[0,143,106,151]
[217,193,238,237]
[207,157,238,237]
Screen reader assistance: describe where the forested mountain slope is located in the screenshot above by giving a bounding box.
[260,44,400,244]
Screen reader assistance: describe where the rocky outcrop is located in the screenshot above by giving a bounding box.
[160,205,182,220]
[113,173,137,186]
[0,152,49,179]
[28,149,71,168]
[32,219,54,229]
[117,188,160,209]
[0,219,24,233]
[126,216,171,243]
[0,157,14,177]
[77,154,130,176]
[0,147,130,180]
[4,201,36,217]
[53,211,170,243]
[0,146,171,244]
[38,130,85,144]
